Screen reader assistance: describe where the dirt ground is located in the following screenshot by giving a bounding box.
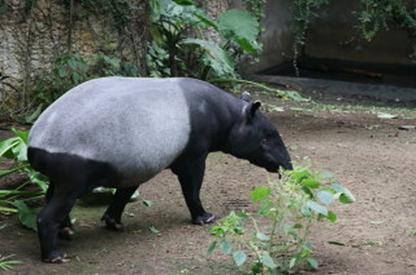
[1,96,416,274]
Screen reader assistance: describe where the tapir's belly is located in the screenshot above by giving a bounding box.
[29,77,191,185]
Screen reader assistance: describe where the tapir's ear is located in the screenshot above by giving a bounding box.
[240,91,252,102]
[243,101,261,121]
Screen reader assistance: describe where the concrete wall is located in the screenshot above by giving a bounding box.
[239,0,296,74]
[245,0,415,74]
[306,1,414,66]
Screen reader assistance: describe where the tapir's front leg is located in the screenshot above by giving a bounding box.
[171,154,215,225]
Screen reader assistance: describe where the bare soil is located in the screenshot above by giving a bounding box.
[1,98,416,275]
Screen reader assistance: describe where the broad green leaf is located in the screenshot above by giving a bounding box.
[302,178,320,189]
[58,67,66,78]
[250,187,272,202]
[260,252,277,269]
[14,142,27,162]
[306,200,328,216]
[182,38,235,77]
[289,257,297,269]
[218,9,260,53]
[219,239,232,255]
[300,205,312,217]
[149,225,160,234]
[72,72,81,83]
[258,200,273,216]
[143,200,153,207]
[0,137,19,159]
[207,241,217,255]
[289,168,313,184]
[13,200,38,231]
[326,211,337,222]
[339,193,355,204]
[306,258,319,269]
[233,250,247,266]
[256,231,270,241]
[331,183,355,203]
[11,128,28,143]
[317,190,334,205]
[26,169,48,192]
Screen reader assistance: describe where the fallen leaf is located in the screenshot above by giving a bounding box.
[377,112,398,119]
[398,125,415,130]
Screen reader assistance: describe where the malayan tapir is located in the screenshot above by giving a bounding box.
[27,77,292,263]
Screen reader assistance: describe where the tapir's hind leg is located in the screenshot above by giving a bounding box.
[37,180,81,263]
[45,181,74,240]
[102,186,138,231]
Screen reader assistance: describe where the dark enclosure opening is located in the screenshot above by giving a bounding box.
[261,57,416,89]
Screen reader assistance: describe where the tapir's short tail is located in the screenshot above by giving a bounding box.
[27,147,49,176]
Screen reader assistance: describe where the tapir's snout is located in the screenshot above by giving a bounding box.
[282,161,293,171]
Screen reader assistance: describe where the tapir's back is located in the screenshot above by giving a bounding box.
[29,77,191,184]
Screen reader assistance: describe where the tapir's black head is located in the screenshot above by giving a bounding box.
[226,92,293,172]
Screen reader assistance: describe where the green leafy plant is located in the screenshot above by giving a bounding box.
[0,129,47,230]
[30,52,140,118]
[148,0,261,80]
[208,166,354,274]
[355,0,416,42]
[0,254,22,271]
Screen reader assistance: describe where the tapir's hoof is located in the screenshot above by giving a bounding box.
[58,227,75,240]
[42,252,69,264]
[193,213,216,225]
[101,213,124,231]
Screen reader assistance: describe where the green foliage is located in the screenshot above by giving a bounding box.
[356,0,416,41]
[208,166,354,274]
[0,129,47,229]
[148,0,261,80]
[32,53,139,112]
[0,254,22,271]
[217,9,261,54]
[243,0,267,21]
[13,200,38,231]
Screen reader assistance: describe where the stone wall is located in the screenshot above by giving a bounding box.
[0,0,147,117]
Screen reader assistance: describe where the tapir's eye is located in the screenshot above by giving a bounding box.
[261,137,272,145]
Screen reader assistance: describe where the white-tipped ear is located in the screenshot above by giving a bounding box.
[240,91,252,102]
[243,101,261,121]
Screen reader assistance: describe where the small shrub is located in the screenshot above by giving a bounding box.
[0,129,47,230]
[208,166,354,274]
